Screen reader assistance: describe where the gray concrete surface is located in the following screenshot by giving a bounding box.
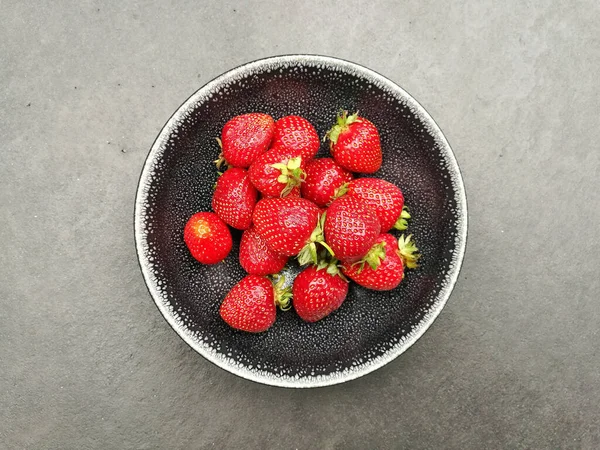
[2,1,599,448]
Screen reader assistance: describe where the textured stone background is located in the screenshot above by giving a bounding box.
[2,1,599,448]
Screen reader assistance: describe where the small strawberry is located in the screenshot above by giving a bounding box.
[212,167,258,230]
[324,196,381,263]
[239,226,288,275]
[342,233,420,291]
[301,158,353,207]
[252,197,321,257]
[338,177,410,232]
[220,274,291,333]
[216,113,275,169]
[183,212,232,264]
[325,110,382,173]
[249,146,306,198]
[293,262,349,322]
[270,115,320,162]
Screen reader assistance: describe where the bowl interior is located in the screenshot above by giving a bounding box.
[135,56,466,387]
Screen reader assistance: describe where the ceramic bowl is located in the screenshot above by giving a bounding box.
[134,55,467,388]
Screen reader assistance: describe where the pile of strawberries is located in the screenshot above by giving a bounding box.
[183,112,419,333]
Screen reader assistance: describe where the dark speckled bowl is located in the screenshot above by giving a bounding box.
[134,55,467,387]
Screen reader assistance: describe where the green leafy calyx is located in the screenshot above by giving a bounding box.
[393,206,411,231]
[272,274,292,311]
[214,137,232,170]
[332,182,350,200]
[316,258,349,282]
[324,110,359,145]
[271,156,305,197]
[397,234,420,269]
[297,212,334,266]
[352,241,387,274]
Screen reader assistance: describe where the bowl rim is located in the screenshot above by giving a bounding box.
[134,54,468,388]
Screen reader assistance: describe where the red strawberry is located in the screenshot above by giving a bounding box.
[220,274,291,333]
[342,233,420,291]
[184,212,232,264]
[239,226,288,275]
[339,177,410,232]
[292,262,349,322]
[212,168,257,230]
[270,115,320,161]
[325,111,382,173]
[217,113,275,169]
[249,146,306,198]
[252,197,321,257]
[301,158,353,207]
[324,196,381,263]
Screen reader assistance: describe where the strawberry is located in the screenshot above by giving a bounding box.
[239,226,288,275]
[184,212,232,264]
[252,197,321,258]
[325,111,382,173]
[270,115,320,161]
[212,167,258,230]
[324,196,381,263]
[216,113,275,169]
[292,262,349,322]
[248,146,306,198]
[342,233,420,291]
[338,177,410,232]
[220,274,291,333]
[301,158,353,207]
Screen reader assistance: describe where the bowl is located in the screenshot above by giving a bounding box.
[134,55,467,388]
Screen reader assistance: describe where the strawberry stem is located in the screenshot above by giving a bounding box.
[393,206,411,231]
[319,241,335,256]
[396,234,420,269]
